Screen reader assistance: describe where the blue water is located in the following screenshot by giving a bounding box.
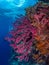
[0,0,38,65]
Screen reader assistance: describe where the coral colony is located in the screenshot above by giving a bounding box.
[6,2,49,65]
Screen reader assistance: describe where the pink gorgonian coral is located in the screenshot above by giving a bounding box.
[6,17,37,61]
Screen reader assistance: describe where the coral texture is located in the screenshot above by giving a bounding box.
[26,2,49,64]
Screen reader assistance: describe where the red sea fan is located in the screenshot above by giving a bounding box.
[6,17,37,61]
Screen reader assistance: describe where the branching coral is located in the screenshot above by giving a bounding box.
[6,17,37,61]
[6,1,49,65]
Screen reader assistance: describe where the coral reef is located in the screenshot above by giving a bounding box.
[26,1,49,64]
[6,1,49,65]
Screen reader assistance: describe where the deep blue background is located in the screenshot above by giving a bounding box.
[0,15,12,65]
[0,0,38,65]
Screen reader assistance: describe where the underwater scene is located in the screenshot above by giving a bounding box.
[0,0,49,65]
